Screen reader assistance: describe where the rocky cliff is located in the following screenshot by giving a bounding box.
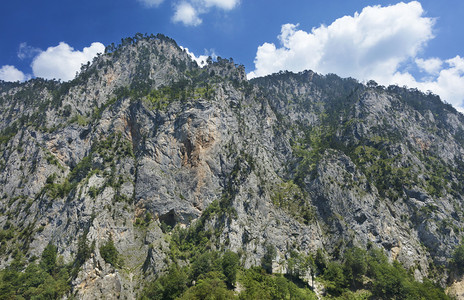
[0,34,463,298]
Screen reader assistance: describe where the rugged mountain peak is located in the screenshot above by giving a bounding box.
[0,34,463,299]
[79,33,246,94]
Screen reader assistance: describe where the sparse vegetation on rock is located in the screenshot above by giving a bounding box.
[0,33,463,298]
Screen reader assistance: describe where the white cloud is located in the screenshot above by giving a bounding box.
[31,42,105,81]
[171,0,239,26]
[180,46,208,67]
[173,2,202,26]
[416,57,442,75]
[0,65,28,82]
[248,1,464,112]
[390,56,464,113]
[249,1,433,79]
[17,42,41,60]
[180,46,217,67]
[137,0,164,7]
[203,0,239,10]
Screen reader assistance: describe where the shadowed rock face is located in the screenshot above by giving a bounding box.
[0,35,463,297]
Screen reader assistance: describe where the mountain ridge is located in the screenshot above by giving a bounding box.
[0,34,463,299]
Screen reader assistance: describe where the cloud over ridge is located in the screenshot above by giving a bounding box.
[31,42,105,81]
[0,65,27,82]
[249,1,433,79]
[248,1,464,112]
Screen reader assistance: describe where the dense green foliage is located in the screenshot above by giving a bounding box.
[316,247,449,299]
[141,265,189,300]
[238,268,316,300]
[141,254,317,300]
[138,191,450,300]
[451,240,464,275]
[222,251,240,288]
[0,244,70,299]
[100,236,121,268]
[140,196,316,299]
[179,273,236,300]
[261,243,277,274]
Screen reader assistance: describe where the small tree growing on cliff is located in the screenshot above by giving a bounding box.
[100,235,120,268]
[222,250,239,288]
[451,240,464,275]
[262,243,276,274]
[40,243,58,275]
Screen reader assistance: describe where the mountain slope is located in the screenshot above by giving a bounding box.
[0,34,463,298]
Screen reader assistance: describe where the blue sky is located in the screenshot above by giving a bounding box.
[1,0,464,111]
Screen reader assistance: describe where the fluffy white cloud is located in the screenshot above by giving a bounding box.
[391,56,464,113]
[249,1,433,79]
[180,46,209,67]
[172,0,239,26]
[0,65,28,82]
[180,46,217,67]
[31,42,105,81]
[17,42,41,60]
[248,1,464,112]
[137,0,164,7]
[416,57,442,75]
[434,57,464,112]
[173,2,202,26]
[203,0,239,10]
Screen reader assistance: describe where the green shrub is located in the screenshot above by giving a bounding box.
[343,247,367,288]
[191,252,216,281]
[222,251,239,288]
[40,243,57,274]
[142,265,188,300]
[452,240,464,275]
[261,243,276,274]
[238,268,316,300]
[72,231,93,277]
[287,250,312,280]
[179,272,236,300]
[100,236,120,267]
[0,244,70,299]
[76,114,88,126]
[323,261,347,296]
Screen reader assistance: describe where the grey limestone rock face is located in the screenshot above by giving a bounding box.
[0,35,464,297]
